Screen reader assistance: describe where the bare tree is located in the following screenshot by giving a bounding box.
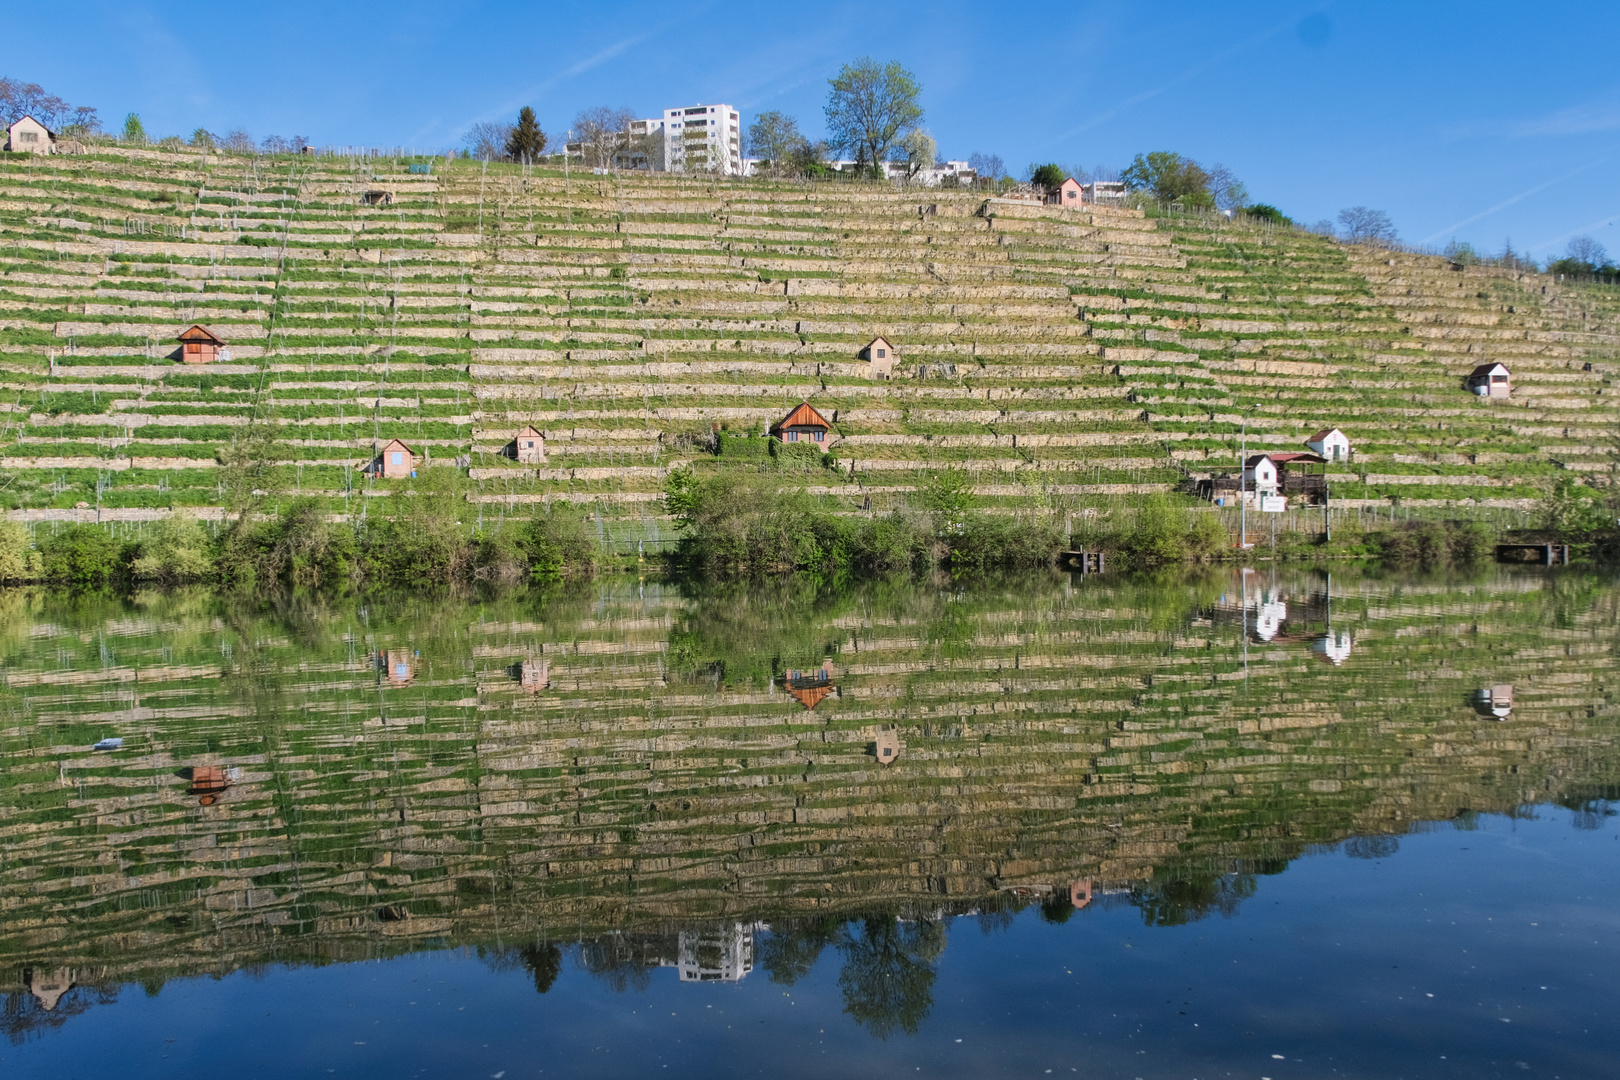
[463,121,514,162]
[222,129,256,154]
[0,77,74,127]
[573,106,636,169]
[967,152,1005,181]
[825,57,923,167]
[1206,163,1250,213]
[1567,236,1608,268]
[1337,206,1399,246]
[261,135,289,155]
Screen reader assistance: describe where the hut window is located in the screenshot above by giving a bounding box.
[1492,374,1508,383]
[185,343,200,353]
[876,349,885,358]
[395,663,407,678]
[1067,189,1077,199]
[786,431,797,442]
[20,131,38,144]
[391,452,402,464]
[814,431,824,442]
[882,747,892,757]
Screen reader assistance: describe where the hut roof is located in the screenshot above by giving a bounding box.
[1308,427,1345,442]
[771,401,831,433]
[176,323,224,345]
[1469,362,1510,377]
[515,425,543,438]
[9,114,56,137]
[378,437,414,453]
[1247,452,1323,467]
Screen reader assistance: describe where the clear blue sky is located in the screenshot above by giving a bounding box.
[18,0,1620,260]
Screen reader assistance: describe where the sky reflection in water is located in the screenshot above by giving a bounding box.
[0,567,1616,1078]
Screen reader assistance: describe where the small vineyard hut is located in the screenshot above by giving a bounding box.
[1467,363,1512,398]
[1305,427,1351,462]
[375,438,415,479]
[177,324,225,365]
[5,115,54,154]
[770,401,831,444]
[862,337,895,379]
[510,426,546,463]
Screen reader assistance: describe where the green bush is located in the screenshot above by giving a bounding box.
[0,521,41,581]
[130,514,214,583]
[38,524,129,586]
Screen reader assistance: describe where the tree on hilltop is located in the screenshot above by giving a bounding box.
[464,121,514,162]
[1122,152,1211,206]
[1548,236,1614,278]
[506,107,547,162]
[1206,163,1249,213]
[748,112,808,170]
[1337,206,1398,246]
[895,129,936,180]
[572,106,636,169]
[967,152,1006,182]
[825,57,923,168]
[1028,163,1067,190]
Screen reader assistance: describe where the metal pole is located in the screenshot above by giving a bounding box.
[1239,411,1247,549]
[1324,482,1331,543]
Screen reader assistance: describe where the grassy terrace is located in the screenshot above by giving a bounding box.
[2,146,1619,524]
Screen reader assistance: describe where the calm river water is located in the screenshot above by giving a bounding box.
[1,566,1616,1079]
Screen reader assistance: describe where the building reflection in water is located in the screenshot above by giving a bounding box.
[1311,628,1354,666]
[782,660,837,711]
[518,657,549,693]
[671,924,757,983]
[1474,684,1514,719]
[180,765,240,806]
[378,650,415,685]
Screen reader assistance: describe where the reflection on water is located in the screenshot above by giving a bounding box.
[0,566,1617,1068]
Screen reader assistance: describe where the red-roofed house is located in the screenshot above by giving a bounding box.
[1044,176,1084,208]
[770,401,831,445]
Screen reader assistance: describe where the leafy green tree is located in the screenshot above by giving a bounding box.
[919,469,976,534]
[1122,151,1211,206]
[748,111,808,168]
[122,112,147,144]
[1028,162,1067,189]
[835,917,945,1039]
[130,514,213,584]
[825,57,923,167]
[38,524,128,586]
[0,520,40,581]
[895,128,936,179]
[1245,203,1291,225]
[505,106,547,161]
[1123,495,1190,565]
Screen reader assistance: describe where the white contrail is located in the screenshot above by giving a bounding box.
[1418,155,1612,245]
[1052,5,1326,141]
[1529,213,1620,256]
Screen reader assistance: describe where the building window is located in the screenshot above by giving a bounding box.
[876,348,885,358]
[391,452,402,464]
[20,131,38,144]
[814,431,824,442]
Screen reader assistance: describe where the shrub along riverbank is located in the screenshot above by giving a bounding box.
[2,471,1610,590]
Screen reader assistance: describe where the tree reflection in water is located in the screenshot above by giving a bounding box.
[834,916,946,1040]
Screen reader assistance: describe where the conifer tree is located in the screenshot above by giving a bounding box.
[505,107,547,162]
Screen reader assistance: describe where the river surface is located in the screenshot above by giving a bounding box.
[0,567,1616,1079]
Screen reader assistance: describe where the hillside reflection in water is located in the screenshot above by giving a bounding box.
[1,566,1617,1078]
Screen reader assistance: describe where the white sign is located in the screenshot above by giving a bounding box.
[1260,495,1287,513]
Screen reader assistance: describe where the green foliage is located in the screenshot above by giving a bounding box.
[769,439,829,471]
[38,523,128,586]
[130,514,214,584]
[717,434,770,460]
[1122,151,1211,207]
[1122,496,1190,565]
[517,508,596,582]
[0,521,40,581]
[825,57,923,166]
[1245,203,1292,225]
[1372,520,1495,568]
[505,107,547,161]
[1537,475,1606,540]
[122,113,147,144]
[1028,163,1067,189]
[943,513,1062,572]
[918,469,976,532]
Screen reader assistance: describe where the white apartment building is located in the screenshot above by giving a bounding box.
[661,103,741,175]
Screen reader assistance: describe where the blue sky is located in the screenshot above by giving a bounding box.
[17,0,1620,260]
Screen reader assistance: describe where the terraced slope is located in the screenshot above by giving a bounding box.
[0,569,1614,994]
[3,146,1618,532]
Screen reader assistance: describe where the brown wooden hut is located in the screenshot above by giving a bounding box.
[176,324,225,365]
[769,401,831,445]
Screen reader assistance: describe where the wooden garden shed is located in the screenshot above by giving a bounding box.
[770,401,831,444]
[176,324,225,364]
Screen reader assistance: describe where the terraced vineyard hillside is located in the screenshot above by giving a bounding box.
[0,568,1614,999]
[4,146,1620,533]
